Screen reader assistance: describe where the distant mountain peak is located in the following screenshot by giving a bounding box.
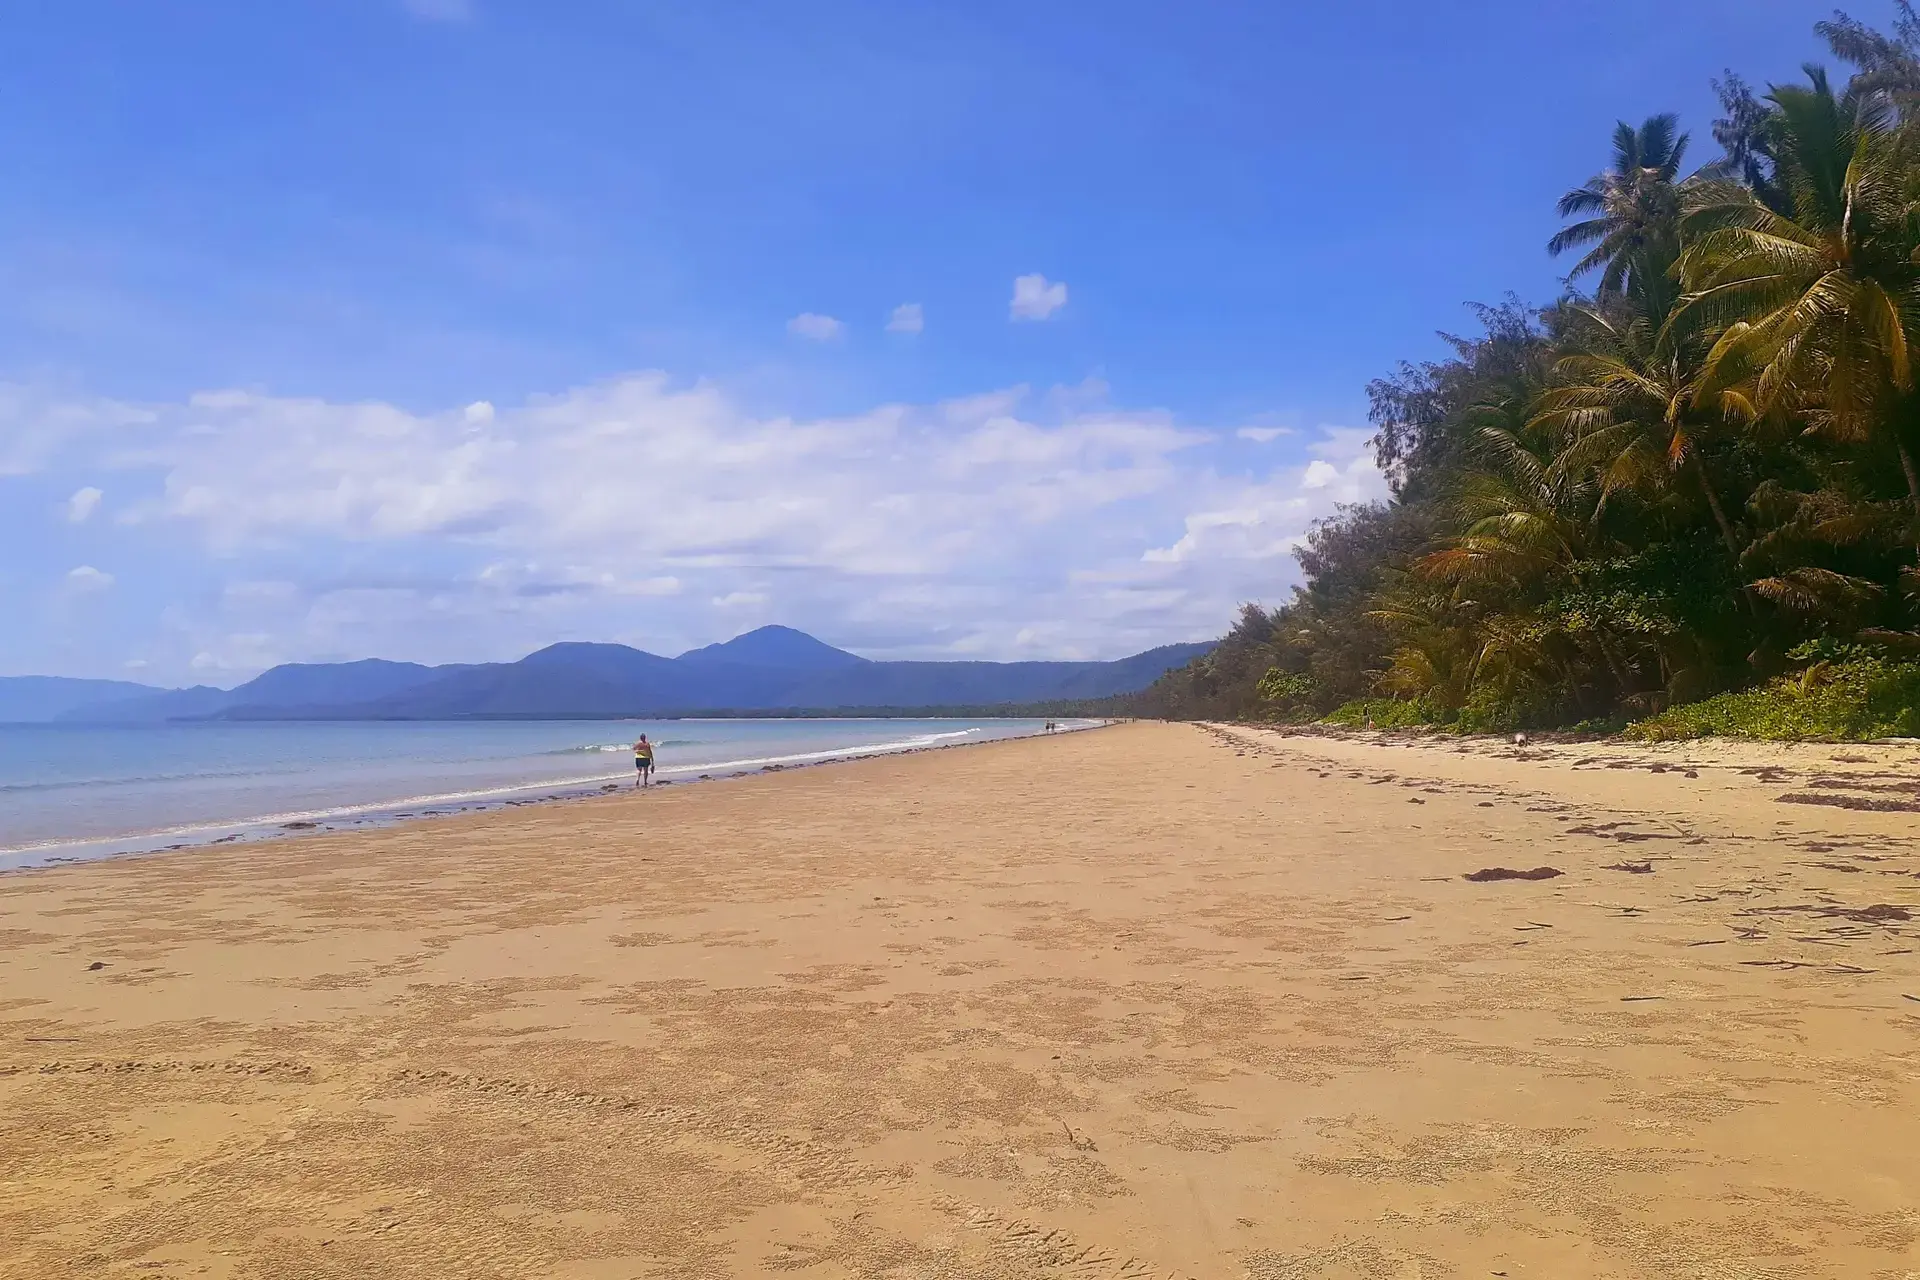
[675,625,869,670]
[522,641,662,663]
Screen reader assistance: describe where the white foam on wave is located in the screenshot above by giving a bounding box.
[654,726,979,775]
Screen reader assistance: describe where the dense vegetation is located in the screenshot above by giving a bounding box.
[1132,5,1920,739]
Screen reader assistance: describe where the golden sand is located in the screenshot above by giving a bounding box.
[3,721,1918,1278]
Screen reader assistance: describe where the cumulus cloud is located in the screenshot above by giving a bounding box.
[464,400,495,425]
[887,302,924,334]
[3,372,1389,671]
[65,565,114,591]
[1236,426,1293,443]
[787,312,845,341]
[113,379,1222,578]
[1140,431,1387,566]
[475,561,681,598]
[67,486,103,523]
[1010,273,1067,321]
[1302,459,1338,489]
[0,386,154,476]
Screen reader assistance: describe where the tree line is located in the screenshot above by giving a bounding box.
[1132,5,1920,738]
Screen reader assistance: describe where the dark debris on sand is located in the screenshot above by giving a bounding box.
[1463,866,1563,882]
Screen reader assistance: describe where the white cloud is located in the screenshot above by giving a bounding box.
[186,632,280,676]
[10,372,1390,670]
[0,386,155,477]
[887,302,925,334]
[65,565,114,591]
[223,579,300,605]
[1010,273,1068,321]
[475,561,682,598]
[67,486,103,523]
[464,400,495,425]
[123,658,148,670]
[401,0,472,20]
[1140,430,1387,566]
[787,312,845,341]
[1236,426,1293,443]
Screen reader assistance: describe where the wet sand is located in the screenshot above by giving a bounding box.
[2,720,1917,1278]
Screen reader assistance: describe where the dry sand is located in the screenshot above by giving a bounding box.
[3,720,1919,1278]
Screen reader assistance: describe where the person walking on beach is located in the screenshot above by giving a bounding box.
[634,734,655,788]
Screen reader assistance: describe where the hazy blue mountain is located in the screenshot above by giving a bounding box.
[292,642,674,719]
[57,685,237,723]
[773,642,1214,709]
[302,633,1209,717]
[235,658,449,706]
[0,675,167,723]
[677,625,869,670]
[49,627,1215,721]
[57,657,459,723]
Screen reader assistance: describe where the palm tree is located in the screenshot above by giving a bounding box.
[1417,427,1597,592]
[1529,303,1751,556]
[1676,66,1920,550]
[1817,2,1920,116]
[1709,72,1781,203]
[1740,481,1899,624]
[1403,423,1644,713]
[1549,114,1692,310]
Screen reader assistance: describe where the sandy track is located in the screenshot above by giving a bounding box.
[2,721,1917,1278]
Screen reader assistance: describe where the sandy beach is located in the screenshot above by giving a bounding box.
[3,720,1919,1278]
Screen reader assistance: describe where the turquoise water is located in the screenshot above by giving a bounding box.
[0,717,1080,870]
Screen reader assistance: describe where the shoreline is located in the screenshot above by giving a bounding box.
[5,721,1915,1276]
[2,717,1108,875]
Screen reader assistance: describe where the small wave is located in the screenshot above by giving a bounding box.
[0,766,284,795]
[546,736,701,755]
[654,727,979,776]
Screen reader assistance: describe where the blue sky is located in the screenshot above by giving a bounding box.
[0,0,1841,683]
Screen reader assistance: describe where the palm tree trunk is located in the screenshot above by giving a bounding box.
[1591,632,1634,698]
[1899,434,1920,557]
[1693,457,1760,617]
[1694,459,1739,556]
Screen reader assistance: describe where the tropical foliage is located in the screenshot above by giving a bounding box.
[1132,6,1920,739]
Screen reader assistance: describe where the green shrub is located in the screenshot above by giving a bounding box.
[1627,658,1920,741]
[1322,697,1443,729]
[1255,668,1317,703]
[1453,684,1574,734]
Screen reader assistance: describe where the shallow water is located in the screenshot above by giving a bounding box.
[0,717,1079,870]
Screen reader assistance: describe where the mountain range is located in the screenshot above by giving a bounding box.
[0,627,1213,723]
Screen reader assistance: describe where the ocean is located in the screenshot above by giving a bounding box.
[0,717,1081,871]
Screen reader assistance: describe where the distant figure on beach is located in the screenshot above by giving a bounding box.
[634,734,655,788]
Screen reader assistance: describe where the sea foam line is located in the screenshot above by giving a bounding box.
[654,727,978,775]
